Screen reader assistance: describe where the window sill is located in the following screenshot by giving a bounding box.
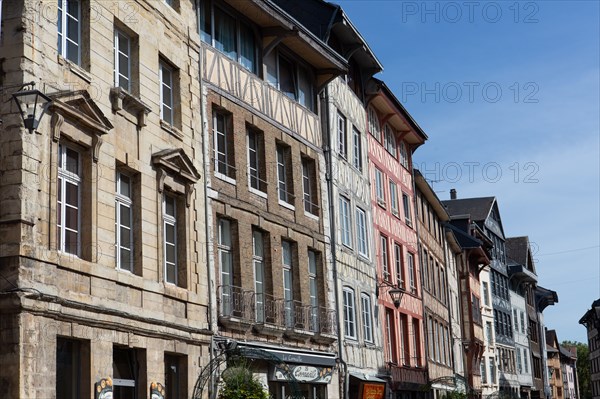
[249,186,267,199]
[58,55,92,83]
[304,211,319,221]
[357,253,370,262]
[377,199,386,209]
[110,87,151,128]
[278,200,295,211]
[160,120,183,140]
[214,172,236,186]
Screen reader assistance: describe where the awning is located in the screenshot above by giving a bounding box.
[350,373,387,384]
[237,342,337,366]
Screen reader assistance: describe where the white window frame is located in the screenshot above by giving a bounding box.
[380,235,390,282]
[355,207,368,257]
[368,106,381,141]
[389,180,399,216]
[163,194,178,285]
[253,229,265,322]
[339,196,352,248]
[375,168,385,206]
[408,252,416,292]
[247,129,265,195]
[115,172,133,272]
[308,250,319,332]
[361,293,373,343]
[57,0,81,65]
[277,145,294,208]
[302,158,317,216]
[399,141,409,169]
[213,112,235,183]
[402,192,412,225]
[218,218,233,313]
[57,144,81,256]
[483,282,490,306]
[394,243,404,287]
[384,124,397,158]
[159,61,174,125]
[282,240,294,327]
[114,29,131,91]
[343,287,356,339]
[352,126,362,171]
[337,112,347,159]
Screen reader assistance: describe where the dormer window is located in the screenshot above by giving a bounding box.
[265,50,314,111]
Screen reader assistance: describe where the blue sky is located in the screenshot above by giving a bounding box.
[335,0,600,343]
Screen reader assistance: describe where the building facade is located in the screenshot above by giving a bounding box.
[547,330,565,399]
[0,0,211,397]
[579,299,600,399]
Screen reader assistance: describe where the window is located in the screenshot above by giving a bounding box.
[165,354,187,399]
[486,321,493,345]
[214,111,235,180]
[483,282,490,306]
[517,347,523,373]
[200,3,257,73]
[520,311,526,333]
[57,0,81,64]
[56,337,89,399]
[380,235,390,282]
[361,294,373,343]
[385,309,397,362]
[159,61,174,125]
[337,112,347,159]
[422,250,429,291]
[276,144,294,205]
[218,218,234,314]
[399,141,409,169]
[248,129,266,193]
[302,157,318,215]
[513,309,519,332]
[427,317,434,361]
[394,243,404,288]
[384,124,396,158]
[57,144,81,256]
[352,127,362,171]
[114,29,131,91]
[368,106,381,141]
[402,193,412,225]
[408,253,416,292]
[413,319,421,366]
[265,51,314,109]
[343,287,356,339]
[163,194,178,285]
[308,250,319,332]
[116,172,133,272]
[282,240,294,327]
[113,347,145,398]
[400,314,410,366]
[356,208,368,257]
[481,359,488,384]
[490,357,497,384]
[375,168,385,206]
[389,180,399,216]
[339,196,352,248]
[253,229,265,322]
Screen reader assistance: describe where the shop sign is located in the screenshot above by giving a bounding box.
[150,382,165,399]
[361,383,385,399]
[273,365,334,383]
[95,378,113,399]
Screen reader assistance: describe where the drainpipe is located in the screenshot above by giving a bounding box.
[195,3,216,398]
[321,86,347,399]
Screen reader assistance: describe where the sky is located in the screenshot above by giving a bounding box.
[335,0,600,343]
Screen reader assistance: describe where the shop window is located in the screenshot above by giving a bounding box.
[56,337,90,399]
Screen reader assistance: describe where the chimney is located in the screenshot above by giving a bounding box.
[450,189,457,200]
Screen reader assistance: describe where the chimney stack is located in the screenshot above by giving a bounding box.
[450,189,457,200]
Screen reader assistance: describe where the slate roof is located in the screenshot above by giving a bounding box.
[442,197,495,222]
[506,236,529,266]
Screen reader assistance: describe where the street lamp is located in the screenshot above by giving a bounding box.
[11,82,52,133]
[387,287,405,309]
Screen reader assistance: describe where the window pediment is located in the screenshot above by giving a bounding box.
[152,148,200,206]
[49,90,114,136]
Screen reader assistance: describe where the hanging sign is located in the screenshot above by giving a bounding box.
[273,365,334,383]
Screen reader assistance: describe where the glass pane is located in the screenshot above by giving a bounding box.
[66,148,79,175]
[308,251,316,274]
[253,231,263,257]
[297,66,312,109]
[264,51,278,86]
[165,196,175,216]
[282,241,291,266]
[119,53,129,76]
[120,204,131,227]
[214,7,236,60]
[118,33,129,54]
[66,182,78,206]
[119,174,131,197]
[220,252,232,281]
[239,22,256,72]
[65,206,78,230]
[199,0,211,43]
[65,230,78,254]
[120,248,132,270]
[166,263,176,283]
[166,243,176,263]
[67,0,79,18]
[120,226,131,248]
[165,224,175,243]
[219,219,231,246]
[279,57,295,99]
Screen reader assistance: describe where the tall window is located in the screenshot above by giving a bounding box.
[57,144,81,256]
[253,230,265,322]
[368,106,381,141]
[159,61,174,125]
[282,240,294,327]
[352,127,362,171]
[385,310,396,362]
[513,309,519,332]
[384,124,396,158]
[490,357,497,384]
[361,294,373,343]
[114,29,131,90]
[394,243,404,287]
[481,359,488,384]
[57,0,81,64]
[375,168,385,205]
[356,208,368,257]
[308,250,319,332]
[218,218,233,314]
[247,129,266,192]
[265,51,313,109]
[399,141,409,169]
[339,196,352,248]
[56,337,89,399]
[413,319,421,366]
[302,158,318,215]
[115,172,133,272]
[380,235,390,282]
[277,144,293,205]
[483,282,490,306]
[343,287,356,339]
[523,348,529,373]
[214,111,235,180]
[408,252,416,292]
[389,180,399,216]
[163,194,178,285]
[199,4,258,73]
[337,112,347,159]
[517,347,523,373]
[486,321,493,345]
[402,193,412,225]
[400,314,410,365]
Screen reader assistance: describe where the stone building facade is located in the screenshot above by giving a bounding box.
[0,0,210,397]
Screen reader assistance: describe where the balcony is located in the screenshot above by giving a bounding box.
[217,285,337,342]
[202,45,321,147]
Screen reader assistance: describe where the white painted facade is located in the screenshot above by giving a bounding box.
[480,268,499,395]
[511,291,534,391]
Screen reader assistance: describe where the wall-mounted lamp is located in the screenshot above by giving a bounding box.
[377,283,405,309]
[9,82,52,133]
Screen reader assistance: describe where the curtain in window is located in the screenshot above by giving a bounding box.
[199,0,212,43]
[239,22,256,73]
[297,65,312,109]
[278,56,296,100]
[214,7,236,60]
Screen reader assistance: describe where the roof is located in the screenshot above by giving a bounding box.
[442,197,495,221]
[535,286,559,311]
[506,236,537,275]
[559,345,576,359]
[445,220,483,249]
[579,298,600,325]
